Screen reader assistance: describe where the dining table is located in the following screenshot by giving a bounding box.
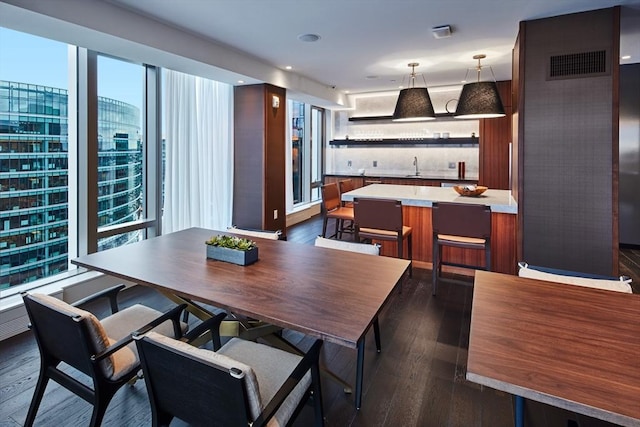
[71,227,410,409]
[467,270,640,427]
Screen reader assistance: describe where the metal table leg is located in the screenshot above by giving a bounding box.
[515,395,524,427]
[355,338,365,410]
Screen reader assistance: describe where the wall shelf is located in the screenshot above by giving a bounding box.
[348,113,465,122]
[329,137,478,147]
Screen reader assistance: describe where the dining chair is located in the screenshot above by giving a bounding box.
[135,312,324,427]
[21,284,191,427]
[353,197,413,277]
[321,182,354,239]
[518,262,633,293]
[227,225,283,240]
[431,202,491,296]
[338,179,356,208]
[314,236,383,352]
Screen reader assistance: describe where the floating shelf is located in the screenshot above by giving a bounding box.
[348,113,466,122]
[329,137,478,147]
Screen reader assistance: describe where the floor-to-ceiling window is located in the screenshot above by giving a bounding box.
[0,28,69,290]
[289,101,324,207]
[0,28,160,294]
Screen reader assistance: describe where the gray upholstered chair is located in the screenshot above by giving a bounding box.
[227,225,283,240]
[517,262,633,293]
[22,285,189,427]
[135,312,324,427]
[314,236,383,352]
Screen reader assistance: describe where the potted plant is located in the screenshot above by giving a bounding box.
[205,235,259,266]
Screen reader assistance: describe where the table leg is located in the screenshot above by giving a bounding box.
[355,338,365,410]
[515,395,524,427]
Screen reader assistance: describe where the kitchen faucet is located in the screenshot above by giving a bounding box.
[413,156,419,176]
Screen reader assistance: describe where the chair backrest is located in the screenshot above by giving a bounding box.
[338,179,355,195]
[22,293,114,378]
[321,182,342,212]
[431,202,491,239]
[314,236,379,255]
[136,332,258,426]
[228,226,282,240]
[518,262,633,293]
[353,198,404,232]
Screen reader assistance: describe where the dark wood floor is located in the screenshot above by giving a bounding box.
[1,216,635,427]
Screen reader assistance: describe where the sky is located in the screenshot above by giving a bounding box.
[0,26,143,112]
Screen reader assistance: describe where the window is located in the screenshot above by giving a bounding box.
[0,29,69,291]
[290,101,324,206]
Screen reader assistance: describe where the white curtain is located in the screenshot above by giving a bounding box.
[163,69,233,233]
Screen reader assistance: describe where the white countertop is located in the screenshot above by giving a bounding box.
[342,184,518,214]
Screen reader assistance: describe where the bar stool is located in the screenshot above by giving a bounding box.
[431,202,491,295]
[320,182,354,239]
[338,179,355,207]
[353,197,412,277]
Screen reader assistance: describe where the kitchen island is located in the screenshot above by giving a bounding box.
[342,184,518,274]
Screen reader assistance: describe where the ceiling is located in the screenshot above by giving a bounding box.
[104,0,640,95]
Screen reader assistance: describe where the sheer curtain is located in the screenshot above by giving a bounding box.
[163,69,233,233]
[285,99,294,213]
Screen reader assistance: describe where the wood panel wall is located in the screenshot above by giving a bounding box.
[233,84,287,235]
[479,81,512,190]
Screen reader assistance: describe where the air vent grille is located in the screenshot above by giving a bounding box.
[548,50,608,80]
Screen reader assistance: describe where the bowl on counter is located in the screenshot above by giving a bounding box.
[453,184,488,197]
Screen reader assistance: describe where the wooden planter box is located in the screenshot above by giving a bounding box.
[206,245,259,266]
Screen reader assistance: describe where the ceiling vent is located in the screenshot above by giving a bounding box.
[547,50,608,80]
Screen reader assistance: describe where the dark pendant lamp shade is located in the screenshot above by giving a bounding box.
[392,63,436,122]
[454,81,505,119]
[392,87,436,121]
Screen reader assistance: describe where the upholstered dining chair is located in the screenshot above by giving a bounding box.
[135,312,325,427]
[321,182,354,239]
[227,225,283,240]
[314,236,383,352]
[353,197,413,277]
[518,262,633,293]
[21,285,190,427]
[431,202,491,296]
[338,179,356,208]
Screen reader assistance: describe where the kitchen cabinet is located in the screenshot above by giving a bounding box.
[479,80,512,190]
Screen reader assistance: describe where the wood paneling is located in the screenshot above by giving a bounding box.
[479,80,512,190]
[233,84,286,235]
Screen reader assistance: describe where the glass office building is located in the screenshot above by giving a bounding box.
[0,80,142,289]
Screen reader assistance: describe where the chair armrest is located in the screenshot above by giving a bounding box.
[72,284,126,314]
[181,312,227,350]
[253,339,323,427]
[92,303,188,363]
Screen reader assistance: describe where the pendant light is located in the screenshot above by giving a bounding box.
[454,54,505,119]
[392,63,435,121]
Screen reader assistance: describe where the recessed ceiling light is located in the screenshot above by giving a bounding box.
[238,80,244,84]
[285,66,292,70]
[621,55,631,60]
[298,33,321,42]
[345,90,350,93]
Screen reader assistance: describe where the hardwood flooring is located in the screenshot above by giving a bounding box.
[0,216,635,427]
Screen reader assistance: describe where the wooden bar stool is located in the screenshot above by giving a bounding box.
[431,202,491,295]
[338,179,355,208]
[320,182,354,239]
[353,198,412,277]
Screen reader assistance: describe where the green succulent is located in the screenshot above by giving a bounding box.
[205,235,257,251]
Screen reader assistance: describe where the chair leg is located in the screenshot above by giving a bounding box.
[24,369,50,427]
[322,216,328,238]
[89,383,121,427]
[311,361,325,427]
[432,239,439,296]
[373,317,381,353]
[485,245,491,272]
[408,234,413,278]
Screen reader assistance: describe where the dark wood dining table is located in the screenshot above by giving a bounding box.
[467,270,640,427]
[71,227,410,409]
